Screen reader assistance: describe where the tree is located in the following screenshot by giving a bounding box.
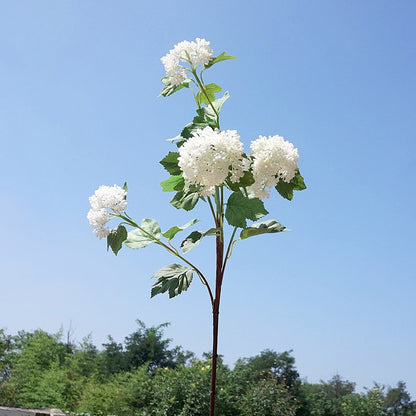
[9,330,67,407]
[0,329,15,406]
[384,382,416,416]
[100,335,126,376]
[124,320,191,372]
[239,379,298,416]
[298,375,356,416]
[233,350,300,393]
[341,386,384,416]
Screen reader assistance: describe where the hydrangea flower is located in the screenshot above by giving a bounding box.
[87,185,127,238]
[248,135,299,199]
[161,38,213,87]
[178,126,245,196]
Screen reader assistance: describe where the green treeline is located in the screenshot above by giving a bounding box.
[1,321,415,416]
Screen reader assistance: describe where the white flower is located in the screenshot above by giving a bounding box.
[89,184,127,214]
[161,38,213,87]
[178,127,245,196]
[93,226,111,239]
[248,135,299,199]
[87,184,127,239]
[87,208,109,229]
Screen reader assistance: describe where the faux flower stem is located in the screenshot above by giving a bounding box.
[210,205,224,416]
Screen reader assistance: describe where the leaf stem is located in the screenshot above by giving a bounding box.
[118,214,214,307]
[207,197,217,223]
[221,226,238,276]
[171,250,214,307]
[192,70,220,128]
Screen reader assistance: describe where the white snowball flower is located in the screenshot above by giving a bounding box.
[178,127,245,196]
[87,208,108,229]
[87,184,127,239]
[89,184,127,214]
[161,38,213,87]
[248,135,299,199]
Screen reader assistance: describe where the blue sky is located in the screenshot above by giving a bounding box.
[1,0,415,395]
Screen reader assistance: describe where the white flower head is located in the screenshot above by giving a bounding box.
[87,184,127,239]
[178,126,245,196]
[161,38,213,87]
[248,135,299,199]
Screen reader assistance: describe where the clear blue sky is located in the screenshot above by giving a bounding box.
[1,0,415,395]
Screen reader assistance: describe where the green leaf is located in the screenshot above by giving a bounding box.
[212,91,230,114]
[225,192,268,228]
[107,225,127,255]
[204,52,236,69]
[162,219,199,240]
[122,182,128,192]
[170,188,200,211]
[160,175,185,192]
[151,264,193,298]
[171,107,218,146]
[160,152,181,175]
[196,83,222,106]
[180,117,211,140]
[195,107,217,124]
[124,218,161,249]
[159,77,191,97]
[240,220,286,240]
[180,229,217,254]
[226,170,255,192]
[200,91,230,121]
[275,169,307,201]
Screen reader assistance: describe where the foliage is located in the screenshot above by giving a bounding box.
[383,382,416,416]
[298,375,356,416]
[341,386,384,416]
[239,379,298,416]
[75,367,151,416]
[1,326,416,416]
[233,350,300,394]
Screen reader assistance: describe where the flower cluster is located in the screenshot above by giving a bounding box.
[178,127,245,196]
[161,38,213,87]
[248,135,299,199]
[87,185,127,238]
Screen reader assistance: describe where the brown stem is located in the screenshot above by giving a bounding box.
[210,225,224,416]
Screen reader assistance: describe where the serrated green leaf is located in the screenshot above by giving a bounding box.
[159,77,191,97]
[200,92,230,121]
[225,192,268,228]
[122,182,128,192]
[275,169,307,201]
[204,52,236,69]
[196,83,222,106]
[180,117,210,140]
[173,108,218,145]
[180,229,217,254]
[124,218,161,249]
[212,91,230,113]
[226,170,255,192]
[160,175,184,192]
[240,220,286,240]
[195,107,217,124]
[162,219,199,240]
[107,225,127,255]
[151,264,193,298]
[160,152,181,176]
[170,188,200,211]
